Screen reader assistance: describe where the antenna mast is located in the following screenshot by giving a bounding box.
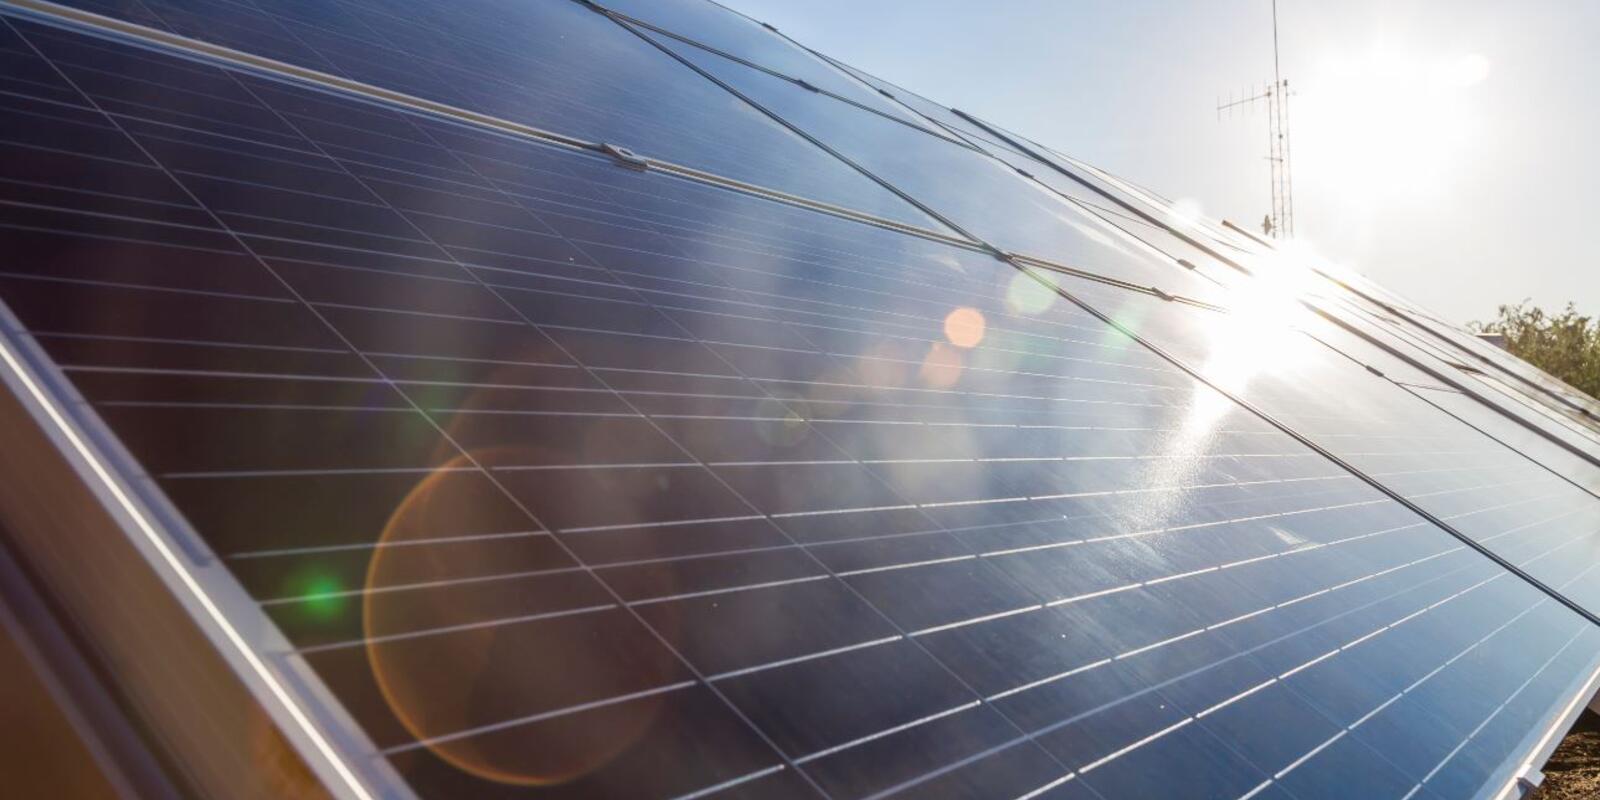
[1217,1,1295,238]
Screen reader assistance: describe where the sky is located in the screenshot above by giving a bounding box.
[718,0,1600,325]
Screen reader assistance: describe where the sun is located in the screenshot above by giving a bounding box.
[1294,45,1491,205]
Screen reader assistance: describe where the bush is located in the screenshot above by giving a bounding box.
[1470,302,1600,400]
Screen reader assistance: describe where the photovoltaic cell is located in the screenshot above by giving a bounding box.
[635,27,1232,303]
[993,131,1600,447]
[45,0,953,232]
[590,0,946,136]
[1332,299,1600,457]
[1,2,1598,800]
[1046,271,1600,615]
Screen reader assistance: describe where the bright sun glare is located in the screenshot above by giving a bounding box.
[1296,46,1491,204]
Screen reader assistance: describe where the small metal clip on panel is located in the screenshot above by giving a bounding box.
[1513,763,1544,797]
[1365,364,1385,378]
[796,79,820,93]
[760,21,777,31]
[1151,287,1175,301]
[598,143,649,171]
[1177,258,1198,270]
[1015,167,1033,179]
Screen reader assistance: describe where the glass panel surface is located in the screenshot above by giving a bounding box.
[590,0,941,133]
[39,0,950,231]
[819,55,1038,157]
[1050,271,1600,616]
[638,28,1232,304]
[3,9,1599,800]
[1310,303,1600,463]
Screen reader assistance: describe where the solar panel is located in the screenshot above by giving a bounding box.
[1,1,1598,799]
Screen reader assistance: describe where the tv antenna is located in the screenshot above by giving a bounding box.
[1217,0,1295,238]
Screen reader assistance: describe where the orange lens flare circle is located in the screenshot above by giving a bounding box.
[943,307,986,349]
[363,450,671,786]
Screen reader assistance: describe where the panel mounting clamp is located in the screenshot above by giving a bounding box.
[1513,763,1544,797]
[1151,287,1176,301]
[598,142,649,170]
[795,78,820,92]
[1365,364,1385,378]
[1177,258,1198,270]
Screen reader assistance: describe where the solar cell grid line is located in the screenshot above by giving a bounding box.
[1431,367,1600,454]
[2,0,980,253]
[985,148,1600,473]
[620,32,1600,780]
[1280,285,1600,466]
[1419,624,1600,800]
[794,47,1043,164]
[985,515,1600,800]
[868,540,1524,798]
[582,0,959,144]
[341,82,1124,795]
[204,460,1512,593]
[1243,541,1600,800]
[751,66,1253,296]
[1414,377,1600,467]
[124,79,1600,800]
[1032,270,1600,618]
[776,68,1261,294]
[0,62,405,800]
[937,109,1600,460]
[0,23,1414,793]
[1327,271,1600,452]
[6,18,1145,793]
[11,25,840,800]
[1309,262,1600,423]
[1316,304,1600,467]
[109,86,1126,361]
[5,5,1600,800]
[264,485,1438,656]
[622,21,1236,308]
[225,0,962,235]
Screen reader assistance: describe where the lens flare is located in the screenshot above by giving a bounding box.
[943,307,986,349]
[1005,272,1057,316]
[919,342,965,388]
[288,569,347,622]
[364,455,673,785]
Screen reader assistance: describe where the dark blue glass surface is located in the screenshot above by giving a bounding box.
[637,27,1232,304]
[591,0,944,134]
[1052,271,1600,617]
[41,0,951,232]
[1,7,1598,800]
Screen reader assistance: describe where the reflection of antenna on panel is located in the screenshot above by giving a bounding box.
[1216,0,1295,239]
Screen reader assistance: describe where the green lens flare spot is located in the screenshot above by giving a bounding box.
[290,571,348,622]
[1006,272,1057,316]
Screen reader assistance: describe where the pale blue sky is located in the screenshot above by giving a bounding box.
[720,0,1600,325]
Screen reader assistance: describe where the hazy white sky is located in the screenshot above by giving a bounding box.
[719,0,1600,325]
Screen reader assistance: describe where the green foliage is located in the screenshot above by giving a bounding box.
[1470,302,1600,399]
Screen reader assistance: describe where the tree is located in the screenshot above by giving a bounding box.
[1470,302,1600,400]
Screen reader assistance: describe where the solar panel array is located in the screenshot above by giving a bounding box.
[2,0,1599,798]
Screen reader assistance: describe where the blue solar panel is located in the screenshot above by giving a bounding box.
[1,2,1598,799]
